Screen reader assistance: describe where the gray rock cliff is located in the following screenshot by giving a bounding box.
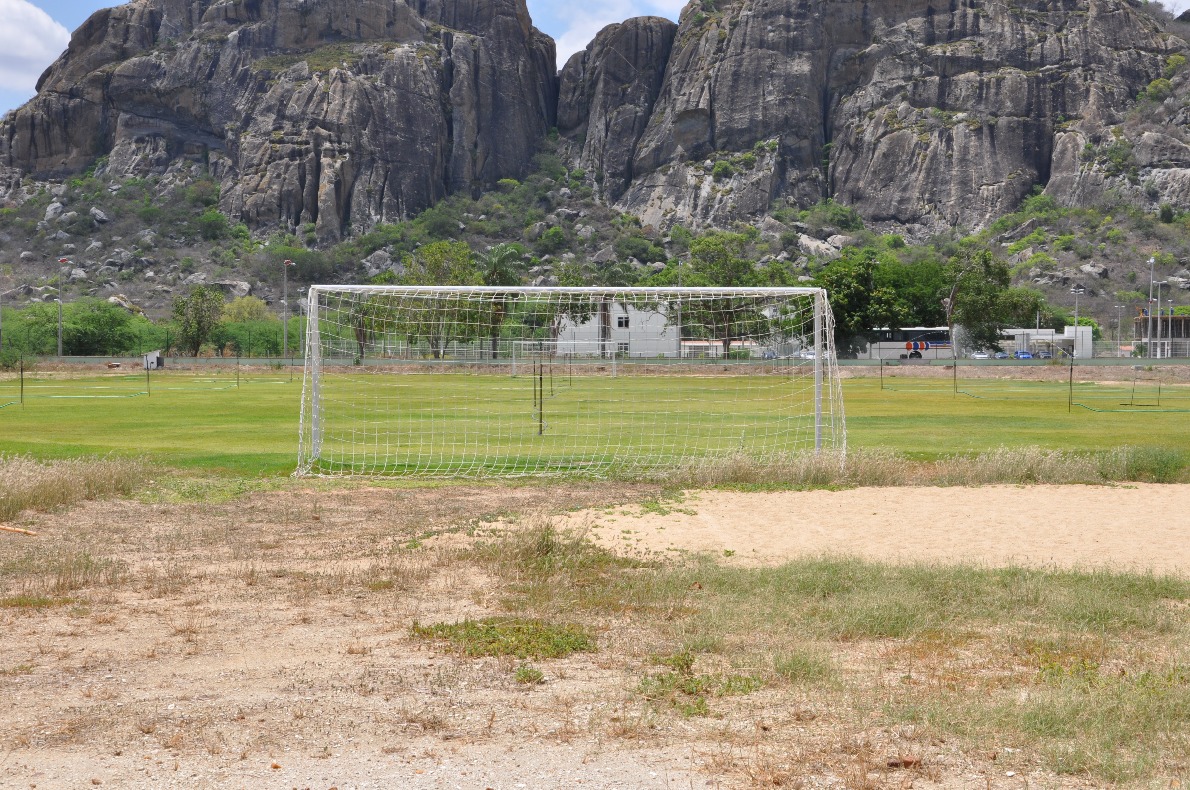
[1,0,557,241]
[557,17,678,202]
[1,0,1179,238]
[561,0,1169,231]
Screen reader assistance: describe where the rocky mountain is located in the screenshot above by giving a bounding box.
[0,0,1185,241]
[1,0,557,243]
[559,0,1174,232]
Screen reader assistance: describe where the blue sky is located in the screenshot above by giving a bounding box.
[2,0,1188,117]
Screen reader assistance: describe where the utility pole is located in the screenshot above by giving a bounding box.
[1115,304,1123,358]
[282,259,296,358]
[1147,256,1156,359]
[1156,281,1165,359]
[1070,284,1082,358]
[57,257,69,357]
[1169,297,1176,358]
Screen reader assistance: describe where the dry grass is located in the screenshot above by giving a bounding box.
[0,474,1186,786]
[0,455,150,523]
[652,445,1189,489]
[469,520,1190,785]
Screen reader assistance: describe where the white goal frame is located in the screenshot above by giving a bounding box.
[298,286,845,477]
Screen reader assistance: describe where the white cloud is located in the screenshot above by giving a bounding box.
[0,0,70,93]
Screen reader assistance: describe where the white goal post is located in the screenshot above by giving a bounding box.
[297,286,845,477]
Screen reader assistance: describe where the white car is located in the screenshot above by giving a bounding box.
[970,351,990,360]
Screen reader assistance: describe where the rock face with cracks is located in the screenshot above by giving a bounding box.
[0,0,557,242]
[558,0,1170,231]
[0,0,1177,236]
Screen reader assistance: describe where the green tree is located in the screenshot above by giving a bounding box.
[683,232,773,354]
[873,255,948,327]
[475,243,525,358]
[63,298,145,356]
[9,303,60,356]
[223,296,273,323]
[399,241,483,358]
[172,286,226,356]
[400,241,479,287]
[815,248,912,355]
[197,209,230,240]
[536,226,568,255]
[688,232,754,286]
[947,249,1047,351]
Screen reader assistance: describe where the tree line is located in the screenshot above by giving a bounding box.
[1,228,1073,368]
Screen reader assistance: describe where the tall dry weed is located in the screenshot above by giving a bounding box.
[648,446,1187,489]
[0,455,150,523]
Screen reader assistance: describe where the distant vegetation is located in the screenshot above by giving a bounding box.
[3,136,1189,359]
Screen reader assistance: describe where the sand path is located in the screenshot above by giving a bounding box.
[572,484,1190,576]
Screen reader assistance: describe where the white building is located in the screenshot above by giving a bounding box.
[555,304,678,357]
[1003,326,1094,358]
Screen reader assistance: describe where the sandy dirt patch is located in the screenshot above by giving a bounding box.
[576,484,1190,576]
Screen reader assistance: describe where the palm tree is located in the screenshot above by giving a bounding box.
[475,244,523,359]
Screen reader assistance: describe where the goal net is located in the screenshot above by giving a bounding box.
[297,287,845,477]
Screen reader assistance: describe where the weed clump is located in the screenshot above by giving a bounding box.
[410,617,595,659]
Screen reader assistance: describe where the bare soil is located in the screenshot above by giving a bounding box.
[575,484,1190,576]
[1,482,1185,789]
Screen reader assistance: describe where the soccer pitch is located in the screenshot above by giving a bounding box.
[0,368,1187,475]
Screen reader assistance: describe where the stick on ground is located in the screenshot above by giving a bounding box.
[0,525,38,536]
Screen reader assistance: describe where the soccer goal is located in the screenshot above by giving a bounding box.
[297,287,845,477]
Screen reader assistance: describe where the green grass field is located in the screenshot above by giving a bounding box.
[0,368,1187,476]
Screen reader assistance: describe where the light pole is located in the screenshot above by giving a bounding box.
[1069,284,1085,358]
[282,259,295,358]
[57,257,69,357]
[1114,304,1123,358]
[1147,256,1156,359]
[1156,280,1165,359]
[1170,296,1177,358]
[943,262,980,395]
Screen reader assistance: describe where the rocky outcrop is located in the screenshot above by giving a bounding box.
[1047,63,1190,213]
[563,0,1169,231]
[1,0,557,241]
[557,17,677,201]
[830,0,1168,230]
[1,0,1177,238]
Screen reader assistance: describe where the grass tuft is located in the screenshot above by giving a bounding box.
[0,595,75,609]
[2,549,127,594]
[774,649,836,684]
[410,617,596,659]
[514,663,546,685]
[639,652,763,717]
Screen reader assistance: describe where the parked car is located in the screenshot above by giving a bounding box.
[1013,350,1033,359]
[993,351,1009,359]
[970,351,990,360]
[1037,351,1053,359]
